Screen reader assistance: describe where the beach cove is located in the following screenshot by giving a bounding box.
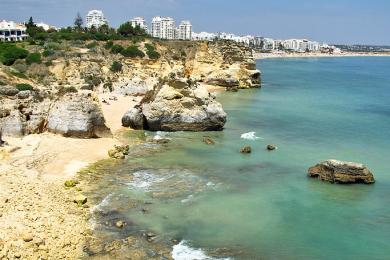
[77,57,390,259]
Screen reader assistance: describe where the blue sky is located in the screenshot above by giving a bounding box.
[1,0,389,45]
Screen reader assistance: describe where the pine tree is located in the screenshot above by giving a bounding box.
[74,13,83,30]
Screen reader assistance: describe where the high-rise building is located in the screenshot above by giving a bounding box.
[86,10,108,29]
[130,17,148,32]
[151,16,175,39]
[178,20,192,40]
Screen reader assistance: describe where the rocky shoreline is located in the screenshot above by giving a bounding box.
[0,39,260,259]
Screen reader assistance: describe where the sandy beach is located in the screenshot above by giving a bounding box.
[0,93,138,259]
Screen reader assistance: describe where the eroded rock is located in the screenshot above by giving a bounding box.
[47,93,111,138]
[122,78,226,131]
[308,159,375,184]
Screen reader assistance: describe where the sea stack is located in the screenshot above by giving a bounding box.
[308,159,375,184]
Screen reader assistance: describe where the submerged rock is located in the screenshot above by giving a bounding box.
[122,78,227,131]
[240,146,252,154]
[115,220,125,229]
[267,144,276,151]
[47,93,111,138]
[203,136,215,145]
[308,159,375,184]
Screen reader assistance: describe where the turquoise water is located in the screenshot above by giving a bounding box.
[87,57,390,259]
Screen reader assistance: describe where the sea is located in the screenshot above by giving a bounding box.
[83,57,390,259]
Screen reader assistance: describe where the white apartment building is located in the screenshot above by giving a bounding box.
[130,17,148,32]
[36,22,57,31]
[151,16,175,39]
[86,10,108,29]
[192,31,216,41]
[0,20,28,42]
[178,20,192,40]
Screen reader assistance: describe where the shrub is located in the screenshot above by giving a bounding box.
[26,53,42,65]
[45,61,53,66]
[104,41,114,50]
[15,83,34,91]
[0,80,5,86]
[58,86,78,96]
[110,45,124,54]
[110,61,122,72]
[120,45,145,58]
[10,71,28,79]
[145,45,160,60]
[86,41,98,49]
[103,81,113,92]
[43,49,55,57]
[0,45,29,66]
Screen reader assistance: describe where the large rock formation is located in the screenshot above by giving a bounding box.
[187,41,261,89]
[1,90,111,138]
[122,78,226,131]
[47,93,111,138]
[308,160,375,184]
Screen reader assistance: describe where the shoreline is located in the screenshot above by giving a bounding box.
[254,51,390,60]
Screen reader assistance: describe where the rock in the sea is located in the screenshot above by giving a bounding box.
[108,145,129,159]
[122,78,227,131]
[115,220,125,229]
[308,159,375,184]
[267,144,276,151]
[240,146,252,154]
[203,137,215,145]
[47,93,111,138]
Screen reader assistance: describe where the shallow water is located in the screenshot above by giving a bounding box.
[85,57,390,259]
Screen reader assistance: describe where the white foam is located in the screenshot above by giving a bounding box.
[91,192,114,212]
[127,170,168,190]
[240,132,263,140]
[181,194,194,203]
[172,240,213,260]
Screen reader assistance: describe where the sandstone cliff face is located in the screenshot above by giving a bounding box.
[0,90,110,138]
[122,78,227,131]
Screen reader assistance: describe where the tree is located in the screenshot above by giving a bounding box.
[117,22,146,37]
[74,13,83,30]
[26,17,35,29]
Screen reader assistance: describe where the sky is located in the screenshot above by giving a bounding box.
[0,0,389,45]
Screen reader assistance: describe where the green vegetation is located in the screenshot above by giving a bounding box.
[26,53,42,65]
[103,80,113,92]
[57,86,78,96]
[110,44,124,54]
[121,45,145,58]
[104,41,114,49]
[42,49,55,57]
[15,83,34,91]
[117,22,147,37]
[145,43,161,60]
[10,71,28,79]
[0,80,6,86]
[86,41,98,49]
[0,43,29,66]
[45,60,53,66]
[110,61,123,72]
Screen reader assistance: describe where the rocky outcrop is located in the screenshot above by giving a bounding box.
[47,93,111,138]
[122,78,226,131]
[0,85,19,96]
[108,145,129,159]
[187,41,261,89]
[1,90,111,139]
[308,160,375,184]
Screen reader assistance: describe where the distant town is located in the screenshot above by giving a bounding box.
[1,9,389,54]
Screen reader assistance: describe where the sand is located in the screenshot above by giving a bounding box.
[0,92,140,259]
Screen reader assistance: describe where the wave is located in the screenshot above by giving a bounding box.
[172,240,231,260]
[91,192,114,213]
[127,170,170,190]
[240,132,263,140]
